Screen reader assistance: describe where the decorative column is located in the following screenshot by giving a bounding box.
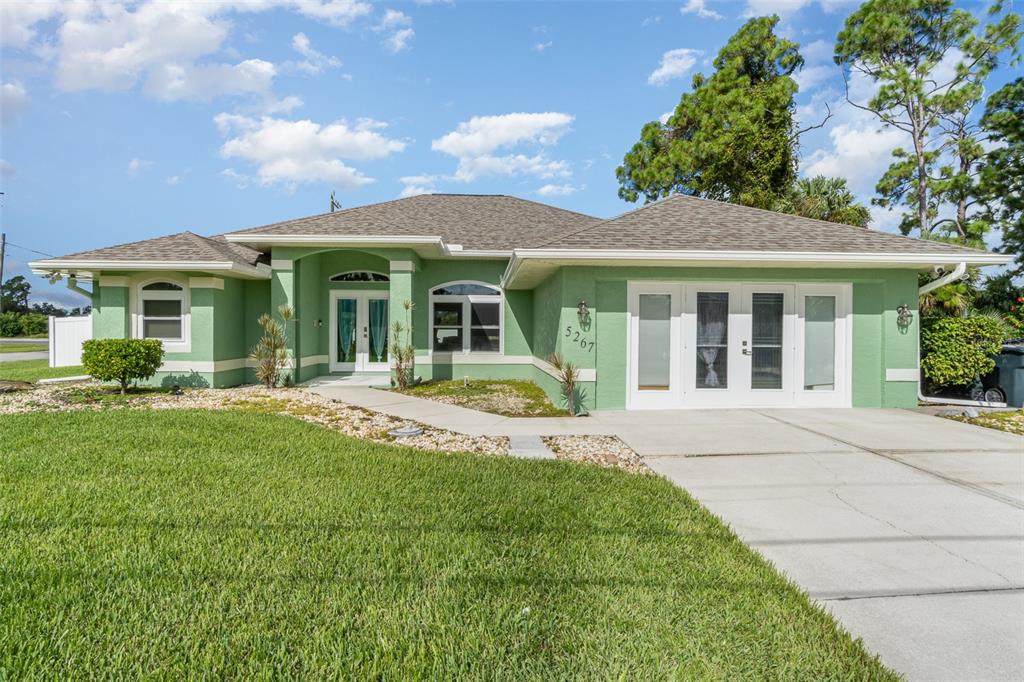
[270,255,299,382]
[389,258,415,381]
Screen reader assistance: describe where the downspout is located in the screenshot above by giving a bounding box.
[66,276,94,302]
[916,262,1007,407]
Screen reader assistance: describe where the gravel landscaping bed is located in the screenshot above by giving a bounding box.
[946,408,1024,435]
[545,435,649,474]
[0,383,648,473]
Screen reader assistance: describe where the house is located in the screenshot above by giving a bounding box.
[30,193,1011,410]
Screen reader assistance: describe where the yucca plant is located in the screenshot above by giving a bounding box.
[250,304,293,388]
[390,300,416,389]
[549,352,580,416]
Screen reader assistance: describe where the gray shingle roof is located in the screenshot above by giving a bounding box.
[226,194,599,250]
[53,231,265,266]
[540,194,994,257]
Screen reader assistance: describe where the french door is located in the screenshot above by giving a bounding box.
[628,281,850,409]
[329,291,389,372]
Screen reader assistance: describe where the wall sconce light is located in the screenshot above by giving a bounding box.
[896,304,913,331]
[314,318,323,328]
[577,300,591,327]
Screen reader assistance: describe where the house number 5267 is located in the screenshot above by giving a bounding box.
[565,326,595,352]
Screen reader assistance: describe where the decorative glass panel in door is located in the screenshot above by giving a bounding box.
[336,298,357,363]
[637,294,672,390]
[696,292,729,388]
[368,298,389,364]
[750,293,784,389]
[804,295,835,390]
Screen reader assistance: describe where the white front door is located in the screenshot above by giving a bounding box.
[627,281,851,409]
[329,291,390,372]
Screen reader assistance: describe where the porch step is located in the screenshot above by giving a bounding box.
[508,435,556,460]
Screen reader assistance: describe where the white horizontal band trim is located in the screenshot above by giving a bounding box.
[417,354,597,382]
[188,277,224,290]
[886,368,920,382]
[270,259,293,270]
[300,354,329,366]
[30,260,270,280]
[390,260,415,272]
[98,276,130,287]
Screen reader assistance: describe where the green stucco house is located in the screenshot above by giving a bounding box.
[30,193,1010,410]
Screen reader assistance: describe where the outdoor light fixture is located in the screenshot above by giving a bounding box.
[577,300,591,327]
[896,304,913,330]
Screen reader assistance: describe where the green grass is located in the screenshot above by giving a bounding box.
[0,410,892,679]
[0,343,48,354]
[0,359,86,383]
[402,378,568,417]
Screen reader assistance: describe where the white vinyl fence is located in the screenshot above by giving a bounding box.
[49,315,92,367]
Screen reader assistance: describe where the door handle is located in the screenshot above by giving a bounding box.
[363,326,368,338]
[742,349,752,355]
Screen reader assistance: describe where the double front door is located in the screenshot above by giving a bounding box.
[329,291,390,372]
[627,282,850,409]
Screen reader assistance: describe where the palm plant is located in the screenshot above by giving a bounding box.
[549,352,581,416]
[777,176,872,227]
[250,304,293,388]
[390,300,416,389]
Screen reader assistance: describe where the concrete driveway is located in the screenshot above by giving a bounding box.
[643,409,1024,682]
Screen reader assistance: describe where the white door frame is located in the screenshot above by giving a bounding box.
[328,290,390,373]
[626,282,683,409]
[626,280,853,409]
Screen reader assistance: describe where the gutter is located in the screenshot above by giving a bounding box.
[916,262,1009,408]
[66,276,93,301]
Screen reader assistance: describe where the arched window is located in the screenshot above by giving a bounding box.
[139,280,186,341]
[329,271,389,282]
[430,281,502,354]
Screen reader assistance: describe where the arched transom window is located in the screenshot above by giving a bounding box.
[139,281,185,341]
[430,281,502,353]
[329,271,390,282]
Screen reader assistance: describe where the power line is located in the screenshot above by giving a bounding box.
[3,241,55,258]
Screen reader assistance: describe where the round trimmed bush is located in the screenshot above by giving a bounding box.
[81,339,165,394]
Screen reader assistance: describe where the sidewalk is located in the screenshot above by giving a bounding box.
[305,384,619,437]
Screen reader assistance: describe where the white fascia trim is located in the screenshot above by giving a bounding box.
[29,259,271,280]
[270,259,293,270]
[390,260,416,272]
[222,234,511,259]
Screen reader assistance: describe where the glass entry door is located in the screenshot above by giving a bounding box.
[736,285,795,405]
[329,291,389,372]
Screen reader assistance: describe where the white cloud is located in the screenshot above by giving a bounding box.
[433,112,573,157]
[215,113,406,188]
[0,159,15,179]
[648,48,701,86]
[127,158,153,175]
[641,16,662,27]
[288,32,342,75]
[532,41,553,53]
[165,175,181,185]
[1,81,29,126]
[398,174,438,197]
[0,1,61,48]
[220,168,252,188]
[536,183,578,197]
[680,0,722,20]
[452,154,570,182]
[378,9,414,52]
[742,0,813,17]
[658,110,674,125]
[145,59,277,101]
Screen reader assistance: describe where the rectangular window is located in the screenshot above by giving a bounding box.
[433,302,463,352]
[469,302,500,352]
[637,293,671,391]
[141,299,183,340]
[696,292,728,389]
[804,295,836,390]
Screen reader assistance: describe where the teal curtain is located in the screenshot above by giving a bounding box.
[337,299,357,362]
[369,299,388,362]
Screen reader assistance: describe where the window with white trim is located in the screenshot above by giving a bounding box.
[329,271,389,282]
[430,282,502,353]
[140,281,185,341]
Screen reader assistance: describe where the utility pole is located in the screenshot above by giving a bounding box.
[0,232,6,314]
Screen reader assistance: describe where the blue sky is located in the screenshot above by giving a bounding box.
[0,0,1014,306]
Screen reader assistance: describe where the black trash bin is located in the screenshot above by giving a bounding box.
[990,343,1024,408]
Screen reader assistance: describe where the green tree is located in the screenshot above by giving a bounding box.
[776,176,872,226]
[834,0,1020,240]
[1,275,31,313]
[978,77,1024,274]
[617,16,821,208]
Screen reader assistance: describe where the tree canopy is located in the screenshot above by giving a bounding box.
[776,176,872,227]
[978,77,1024,274]
[616,16,806,208]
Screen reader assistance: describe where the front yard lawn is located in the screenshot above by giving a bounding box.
[0,409,893,679]
[0,343,48,354]
[0,359,85,383]
[401,378,568,417]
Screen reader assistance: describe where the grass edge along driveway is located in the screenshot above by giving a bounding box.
[0,409,896,680]
[0,358,85,382]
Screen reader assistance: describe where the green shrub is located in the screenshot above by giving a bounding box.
[921,316,1007,388]
[0,311,21,337]
[18,312,48,336]
[81,339,165,394]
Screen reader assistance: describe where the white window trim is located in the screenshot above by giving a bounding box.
[428,280,504,356]
[327,270,390,283]
[132,277,191,353]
